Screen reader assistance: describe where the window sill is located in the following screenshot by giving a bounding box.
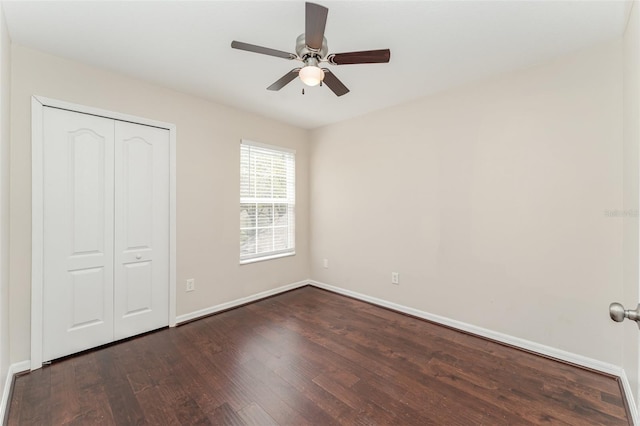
[240,251,295,265]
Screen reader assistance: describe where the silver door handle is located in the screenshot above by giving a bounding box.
[609,302,640,328]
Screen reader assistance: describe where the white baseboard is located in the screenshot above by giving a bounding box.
[308,280,639,425]
[619,369,640,425]
[0,360,30,422]
[175,279,310,324]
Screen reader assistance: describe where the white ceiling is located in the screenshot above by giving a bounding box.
[2,0,631,129]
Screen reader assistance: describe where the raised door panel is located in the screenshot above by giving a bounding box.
[114,121,169,339]
[42,107,115,361]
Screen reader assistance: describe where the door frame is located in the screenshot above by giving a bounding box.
[31,95,177,370]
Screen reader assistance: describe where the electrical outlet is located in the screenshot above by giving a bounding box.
[186,278,195,292]
[391,272,399,285]
[323,259,329,269]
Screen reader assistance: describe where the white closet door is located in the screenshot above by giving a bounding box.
[43,107,115,361]
[113,121,169,339]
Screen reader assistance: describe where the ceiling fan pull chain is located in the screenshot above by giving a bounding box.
[302,88,305,95]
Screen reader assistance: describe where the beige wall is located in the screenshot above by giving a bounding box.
[9,45,310,363]
[0,2,11,399]
[310,41,625,365]
[624,0,640,405]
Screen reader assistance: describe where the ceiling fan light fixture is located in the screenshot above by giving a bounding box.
[299,65,325,86]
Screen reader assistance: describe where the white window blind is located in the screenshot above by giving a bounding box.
[240,140,295,263]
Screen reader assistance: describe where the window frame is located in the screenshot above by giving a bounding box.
[239,139,296,264]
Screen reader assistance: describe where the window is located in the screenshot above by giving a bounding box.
[240,140,295,263]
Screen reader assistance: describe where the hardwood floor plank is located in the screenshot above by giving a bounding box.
[133,385,183,425]
[240,356,339,425]
[602,389,626,408]
[213,355,313,426]
[272,359,352,421]
[209,402,245,426]
[141,331,219,423]
[311,372,400,425]
[167,328,249,413]
[237,402,278,426]
[7,286,630,425]
[49,356,81,425]
[73,354,117,424]
[6,374,25,425]
[94,350,147,425]
[11,367,52,425]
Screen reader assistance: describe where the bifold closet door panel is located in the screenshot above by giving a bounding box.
[113,121,169,340]
[42,107,115,361]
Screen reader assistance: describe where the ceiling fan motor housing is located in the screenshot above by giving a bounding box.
[296,33,328,61]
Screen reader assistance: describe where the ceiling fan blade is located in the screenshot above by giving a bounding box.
[267,69,301,91]
[328,49,391,65]
[321,70,349,97]
[231,41,296,60]
[305,2,328,50]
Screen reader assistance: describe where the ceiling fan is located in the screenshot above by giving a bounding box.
[231,2,391,97]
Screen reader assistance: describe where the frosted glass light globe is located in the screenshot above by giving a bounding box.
[299,66,325,86]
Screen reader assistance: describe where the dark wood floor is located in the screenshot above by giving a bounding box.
[7,286,630,425]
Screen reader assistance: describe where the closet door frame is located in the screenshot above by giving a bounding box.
[31,95,177,370]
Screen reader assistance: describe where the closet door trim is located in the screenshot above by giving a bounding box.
[31,95,177,371]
